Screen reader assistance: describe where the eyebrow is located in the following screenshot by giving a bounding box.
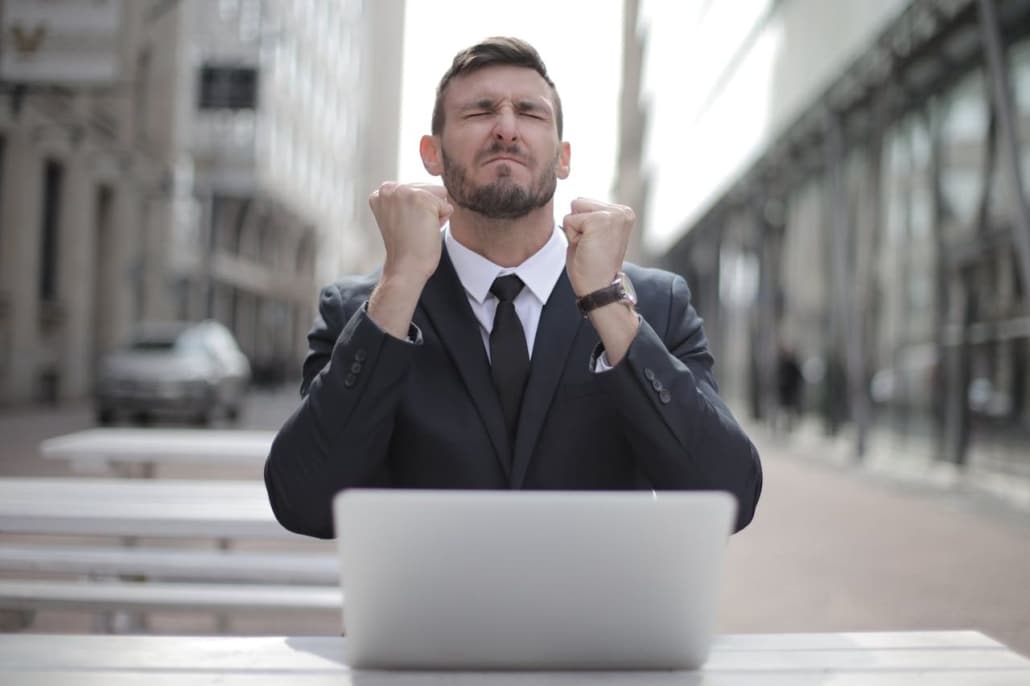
[461,98,497,112]
[459,97,551,117]
[515,100,547,115]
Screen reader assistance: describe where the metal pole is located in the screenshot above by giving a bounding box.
[978,0,1030,296]
[755,197,778,425]
[825,109,870,458]
[925,104,953,459]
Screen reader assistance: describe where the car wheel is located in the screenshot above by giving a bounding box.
[193,407,212,426]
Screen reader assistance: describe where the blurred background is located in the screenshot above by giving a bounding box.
[0,0,1029,651]
[3,0,1029,490]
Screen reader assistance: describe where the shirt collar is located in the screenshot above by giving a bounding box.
[444,224,567,305]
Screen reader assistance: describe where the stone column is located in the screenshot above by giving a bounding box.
[1,130,43,404]
[106,172,142,347]
[57,151,96,400]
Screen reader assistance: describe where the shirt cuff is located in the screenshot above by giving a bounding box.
[589,313,641,373]
[360,301,423,345]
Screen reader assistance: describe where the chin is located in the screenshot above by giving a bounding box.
[491,169,532,188]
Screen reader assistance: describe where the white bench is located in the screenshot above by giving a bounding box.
[0,476,339,632]
[0,544,337,584]
[0,580,341,615]
[39,428,275,477]
[0,477,291,539]
[0,555,340,632]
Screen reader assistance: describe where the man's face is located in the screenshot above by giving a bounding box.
[433,65,569,219]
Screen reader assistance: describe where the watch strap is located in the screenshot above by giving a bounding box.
[576,281,625,316]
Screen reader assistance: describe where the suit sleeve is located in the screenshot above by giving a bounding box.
[598,271,762,532]
[264,281,417,538]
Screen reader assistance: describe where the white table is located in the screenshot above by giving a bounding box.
[0,477,289,539]
[0,631,1027,684]
[39,429,275,476]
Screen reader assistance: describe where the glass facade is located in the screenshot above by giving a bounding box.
[667,7,1030,477]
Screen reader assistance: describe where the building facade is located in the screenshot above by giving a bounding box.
[618,0,1030,481]
[0,0,403,406]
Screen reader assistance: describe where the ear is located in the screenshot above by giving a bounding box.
[555,141,571,180]
[420,135,444,176]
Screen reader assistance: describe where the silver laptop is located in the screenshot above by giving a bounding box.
[332,489,736,670]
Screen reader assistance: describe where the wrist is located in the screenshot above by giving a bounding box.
[383,250,439,282]
[571,274,617,299]
[575,271,637,318]
[368,273,426,340]
[587,306,640,366]
[378,266,430,295]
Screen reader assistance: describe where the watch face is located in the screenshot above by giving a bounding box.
[619,272,638,305]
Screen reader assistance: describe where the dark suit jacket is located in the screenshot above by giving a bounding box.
[265,248,762,538]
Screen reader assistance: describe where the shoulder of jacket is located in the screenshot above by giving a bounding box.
[321,269,381,305]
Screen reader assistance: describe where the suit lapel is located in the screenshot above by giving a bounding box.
[510,272,585,489]
[417,246,513,477]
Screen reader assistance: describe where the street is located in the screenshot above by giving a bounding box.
[1,385,1028,656]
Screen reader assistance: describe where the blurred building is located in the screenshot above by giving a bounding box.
[618,0,1030,481]
[0,0,403,406]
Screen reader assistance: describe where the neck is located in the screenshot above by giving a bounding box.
[448,201,555,268]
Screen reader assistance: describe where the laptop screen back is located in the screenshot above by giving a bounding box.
[333,489,736,670]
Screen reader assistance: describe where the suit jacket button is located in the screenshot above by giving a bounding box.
[658,389,671,404]
[344,373,357,388]
[354,349,368,362]
[350,361,363,374]
[644,368,656,381]
[651,378,663,392]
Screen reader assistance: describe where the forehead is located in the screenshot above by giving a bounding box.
[444,64,555,109]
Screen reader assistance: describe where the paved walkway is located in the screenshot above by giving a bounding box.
[1,392,1028,655]
[723,421,1030,657]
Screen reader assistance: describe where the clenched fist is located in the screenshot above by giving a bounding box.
[367,182,453,339]
[369,182,454,283]
[562,198,636,297]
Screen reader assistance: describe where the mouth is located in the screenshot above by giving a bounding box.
[484,155,526,167]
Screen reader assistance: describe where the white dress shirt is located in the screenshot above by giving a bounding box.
[444,225,566,361]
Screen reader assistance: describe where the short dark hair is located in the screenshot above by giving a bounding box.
[431,36,563,138]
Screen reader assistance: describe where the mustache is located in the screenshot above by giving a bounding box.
[476,142,527,164]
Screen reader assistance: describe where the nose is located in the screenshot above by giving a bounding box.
[493,107,519,144]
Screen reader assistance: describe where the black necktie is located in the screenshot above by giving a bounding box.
[490,275,530,441]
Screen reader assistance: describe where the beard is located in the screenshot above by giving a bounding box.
[442,142,558,220]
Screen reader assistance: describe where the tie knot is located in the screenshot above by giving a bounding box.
[490,274,524,303]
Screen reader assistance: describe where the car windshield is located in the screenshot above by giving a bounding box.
[174,328,210,354]
[126,325,203,354]
[129,337,177,351]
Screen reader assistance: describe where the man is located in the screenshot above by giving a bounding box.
[265,37,761,539]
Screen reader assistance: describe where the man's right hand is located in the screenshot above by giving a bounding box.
[369,182,453,282]
[367,183,453,339]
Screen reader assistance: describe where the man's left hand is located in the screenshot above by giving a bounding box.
[562,198,636,297]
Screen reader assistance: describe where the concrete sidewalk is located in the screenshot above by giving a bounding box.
[720,421,1030,657]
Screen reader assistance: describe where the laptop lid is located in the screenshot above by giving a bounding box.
[333,489,736,670]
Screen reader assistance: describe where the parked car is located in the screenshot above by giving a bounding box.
[95,320,251,425]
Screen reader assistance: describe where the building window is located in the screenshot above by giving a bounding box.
[198,64,258,110]
[134,48,152,143]
[39,159,64,302]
